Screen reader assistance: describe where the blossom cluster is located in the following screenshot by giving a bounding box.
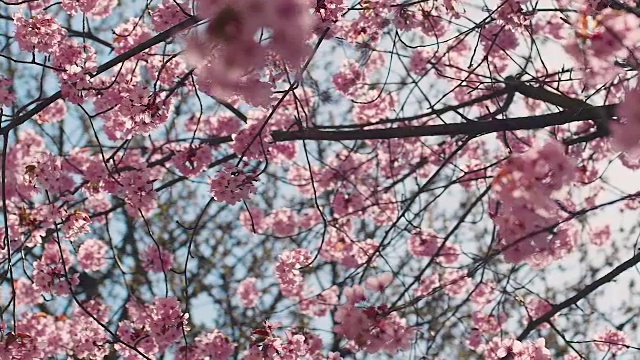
[209,164,259,204]
[490,140,578,267]
[275,248,312,298]
[187,0,316,105]
[333,284,415,355]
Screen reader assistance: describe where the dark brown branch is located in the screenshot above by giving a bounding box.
[271,104,617,142]
[517,250,640,341]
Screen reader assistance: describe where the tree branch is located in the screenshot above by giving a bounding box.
[271,104,617,142]
[517,251,640,341]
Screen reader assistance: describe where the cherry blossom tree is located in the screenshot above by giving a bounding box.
[1,0,640,358]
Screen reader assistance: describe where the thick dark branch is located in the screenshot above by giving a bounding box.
[271,104,617,142]
[66,29,114,49]
[518,250,640,341]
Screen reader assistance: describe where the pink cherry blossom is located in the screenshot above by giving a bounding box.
[275,248,312,298]
[594,327,629,354]
[237,277,261,308]
[13,12,67,53]
[209,164,258,204]
[150,0,191,33]
[299,286,339,317]
[589,224,612,246]
[490,140,578,267]
[611,84,640,155]
[33,242,79,297]
[365,273,393,293]
[61,0,99,15]
[334,303,415,354]
[0,76,16,106]
[171,144,213,177]
[185,0,315,105]
[140,244,175,273]
[183,329,235,359]
[523,297,556,330]
[35,99,66,124]
[77,238,109,272]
